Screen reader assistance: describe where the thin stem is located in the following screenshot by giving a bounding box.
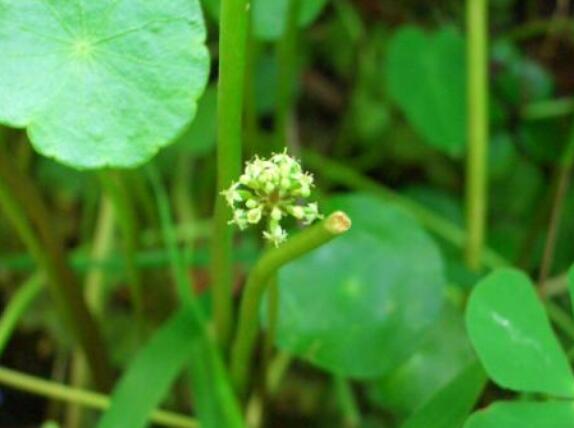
[546,302,574,343]
[540,125,574,294]
[334,377,361,428]
[212,0,251,347]
[274,0,301,151]
[99,171,144,326]
[302,150,507,269]
[67,197,116,428]
[521,98,574,120]
[0,274,43,356]
[465,0,489,271]
[0,366,197,428]
[231,212,352,393]
[0,143,112,391]
[147,166,195,308]
[263,276,279,365]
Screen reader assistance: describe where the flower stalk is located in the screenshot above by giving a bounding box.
[230,211,351,393]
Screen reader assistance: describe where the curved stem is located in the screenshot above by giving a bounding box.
[465,0,489,271]
[212,0,251,347]
[0,366,197,428]
[231,212,351,393]
[0,274,43,356]
[539,124,574,294]
[303,150,507,269]
[0,143,112,391]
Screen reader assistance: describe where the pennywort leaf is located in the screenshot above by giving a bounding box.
[466,268,574,398]
[0,0,210,169]
[272,194,445,378]
[465,401,574,428]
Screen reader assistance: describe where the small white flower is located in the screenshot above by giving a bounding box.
[221,150,321,245]
[221,182,242,207]
[247,206,263,224]
[263,223,288,247]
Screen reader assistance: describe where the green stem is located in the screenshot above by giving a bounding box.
[303,153,574,347]
[334,377,361,428]
[521,98,574,120]
[303,150,506,269]
[0,144,112,391]
[263,275,279,365]
[274,0,301,151]
[231,212,352,393]
[67,197,116,428]
[465,0,489,271]
[0,274,43,356]
[99,171,144,327]
[147,166,195,308]
[212,0,251,347]
[540,124,574,293]
[0,366,197,428]
[546,301,574,342]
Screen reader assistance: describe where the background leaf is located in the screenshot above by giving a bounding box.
[371,304,476,416]
[0,0,209,169]
[464,401,574,428]
[272,193,445,378]
[97,306,244,428]
[97,308,200,428]
[385,26,467,157]
[400,361,487,428]
[466,268,574,397]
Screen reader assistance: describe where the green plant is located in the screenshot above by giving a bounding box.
[2,0,574,427]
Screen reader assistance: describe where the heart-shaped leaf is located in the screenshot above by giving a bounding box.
[386,26,466,157]
[202,0,328,41]
[466,268,574,398]
[465,401,574,428]
[0,0,209,169]
[272,194,445,379]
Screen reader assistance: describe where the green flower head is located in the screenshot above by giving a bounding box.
[221,150,323,246]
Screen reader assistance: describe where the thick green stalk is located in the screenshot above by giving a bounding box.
[231,212,352,392]
[0,144,112,391]
[0,274,43,355]
[0,366,197,428]
[212,0,251,346]
[465,0,489,271]
[274,0,302,151]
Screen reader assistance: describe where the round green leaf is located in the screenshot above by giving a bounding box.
[202,0,328,41]
[0,0,209,169]
[465,401,574,428]
[371,304,476,415]
[386,26,466,157]
[401,361,487,428]
[273,194,446,379]
[466,268,574,398]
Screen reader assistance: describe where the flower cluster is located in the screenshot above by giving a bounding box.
[222,151,322,246]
